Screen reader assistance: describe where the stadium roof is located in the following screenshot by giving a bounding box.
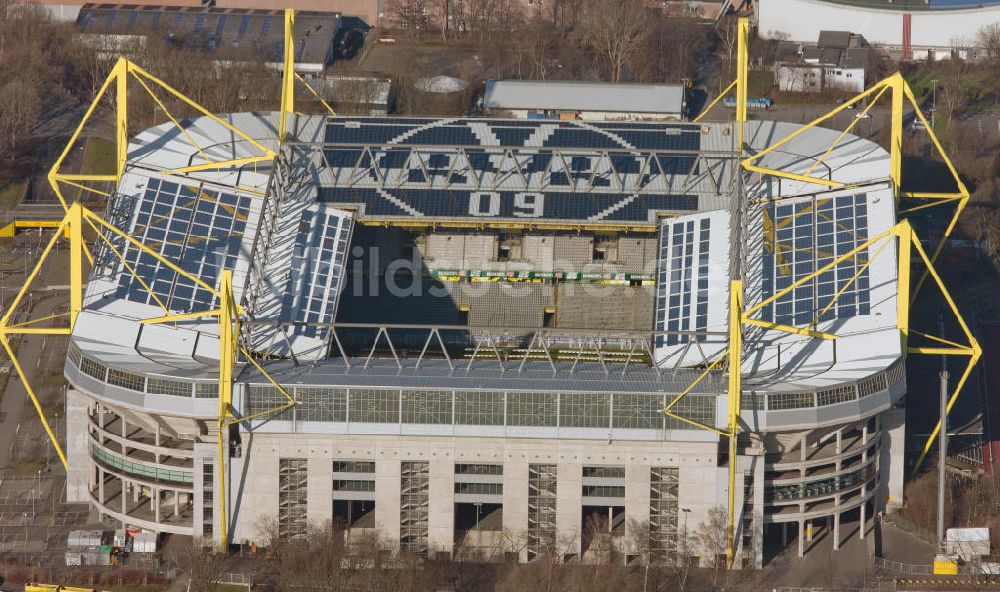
[76,4,343,68]
[482,80,685,115]
[68,113,901,429]
[242,358,723,394]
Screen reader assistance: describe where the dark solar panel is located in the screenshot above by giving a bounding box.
[323,119,703,153]
[492,126,535,146]
[319,119,709,225]
[279,209,353,340]
[761,193,870,326]
[114,178,252,313]
[319,188,696,221]
[655,216,711,347]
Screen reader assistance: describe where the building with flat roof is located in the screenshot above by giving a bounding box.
[34,0,377,29]
[775,31,869,93]
[74,4,351,71]
[482,80,687,121]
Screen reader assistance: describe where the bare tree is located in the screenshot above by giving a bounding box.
[385,0,433,33]
[695,505,729,586]
[978,23,1000,64]
[525,18,560,80]
[177,542,232,592]
[576,0,648,82]
[0,79,40,160]
[716,14,740,89]
[635,16,710,83]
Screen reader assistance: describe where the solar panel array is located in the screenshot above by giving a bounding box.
[655,217,712,346]
[115,178,251,313]
[318,188,697,222]
[760,193,870,326]
[76,6,341,65]
[279,208,353,339]
[319,118,704,223]
[324,118,702,150]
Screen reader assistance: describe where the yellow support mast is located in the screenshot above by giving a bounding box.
[726,280,744,568]
[47,58,276,213]
[217,271,237,549]
[279,9,296,142]
[2,14,302,552]
[693,17,749,139]
[735,18,749,153]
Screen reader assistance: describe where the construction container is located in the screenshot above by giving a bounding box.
[67,530,103,548]
[80,545,111,566]
[64,552,83,567]
[132,531,157,553]
[933,554,959,575]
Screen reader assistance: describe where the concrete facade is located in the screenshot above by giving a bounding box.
[759,0,1000,56]
[225,433,724,559]
[71,378,900,567]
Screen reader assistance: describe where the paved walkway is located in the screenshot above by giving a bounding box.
[0,249,70,470]
[760,514,941,588]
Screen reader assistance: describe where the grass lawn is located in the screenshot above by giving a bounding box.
[747,70,775,96]
[81,136,117,176]
[0,178,28,207]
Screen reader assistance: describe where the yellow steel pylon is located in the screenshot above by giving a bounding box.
[664,216,979,568]
[46,58,277,214]
[0,8,305,551]
[738,72,976,478]
[143,276,295,548]
[693,17,749,155]
[725,279,743,566]
[279,9,296,141]
[0,200,296,548]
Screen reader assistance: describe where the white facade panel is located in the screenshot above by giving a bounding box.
[760,0,1000,52]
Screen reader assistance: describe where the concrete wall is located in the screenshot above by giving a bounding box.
[776,64,823,92]
[776,64,865,93]
[880,405,906,512]
[66,389,92,503]
[759,0,1000,52]
[228,433,721,557]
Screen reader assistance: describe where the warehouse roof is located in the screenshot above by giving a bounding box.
[75,4,343,68]
[482,80,685,115]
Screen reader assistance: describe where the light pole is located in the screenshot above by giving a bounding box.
[931,79,938,130]
[681,508,691,557]
[474,502,483,560]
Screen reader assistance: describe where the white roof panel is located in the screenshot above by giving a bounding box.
[483,80,685,114]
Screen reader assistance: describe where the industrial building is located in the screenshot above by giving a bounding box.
[58,106,911,566]
[482,80,687,121]
[759,0,1000,59]
[32,0,378,30]
[74,4,350,72]
[775,31,870,93]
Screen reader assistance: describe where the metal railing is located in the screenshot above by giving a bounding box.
[881,512,936,546]
[873,556,933,575]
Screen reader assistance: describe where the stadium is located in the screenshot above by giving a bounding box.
[16,13,970,571]
[56,105,912,565]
